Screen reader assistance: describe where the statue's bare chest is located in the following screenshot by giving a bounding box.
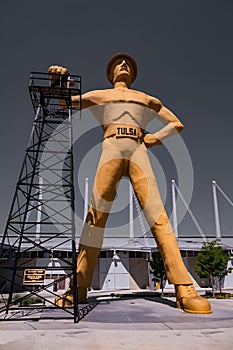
[99,89,149,107]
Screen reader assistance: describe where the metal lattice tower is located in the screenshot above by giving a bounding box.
[0,72,94,322]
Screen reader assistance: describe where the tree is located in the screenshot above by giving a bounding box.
[149,251,166,295]
[195,241,232,296]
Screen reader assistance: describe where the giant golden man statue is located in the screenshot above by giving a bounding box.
[49,53,211,314]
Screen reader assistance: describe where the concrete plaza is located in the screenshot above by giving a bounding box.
[0,291,232,349]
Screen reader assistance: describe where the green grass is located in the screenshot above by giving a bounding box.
[204,291,233,299]
[11,294,44,306]
[21,296,43,306]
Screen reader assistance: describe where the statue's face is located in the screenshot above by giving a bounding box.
[112,59,133,83]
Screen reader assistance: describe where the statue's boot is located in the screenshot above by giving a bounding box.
[55,288,73,307]
[175,284,212,314]
[55,286,88,307]
[55,244,100,307]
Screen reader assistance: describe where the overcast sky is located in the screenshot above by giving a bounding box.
[0,0,232,239]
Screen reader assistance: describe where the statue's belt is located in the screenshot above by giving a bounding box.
[104,124,144,142]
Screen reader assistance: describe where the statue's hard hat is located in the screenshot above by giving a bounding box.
[106,53,137,84]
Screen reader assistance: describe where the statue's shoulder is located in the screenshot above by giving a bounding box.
[147,94,162,112]
[129,88,162,110]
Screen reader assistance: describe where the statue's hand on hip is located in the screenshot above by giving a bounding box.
[144,133,162,148]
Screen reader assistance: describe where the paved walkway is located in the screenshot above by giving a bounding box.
[0,291,232,349]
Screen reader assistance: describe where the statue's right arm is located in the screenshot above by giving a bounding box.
[72,91,99,109]
[48,65,99,109]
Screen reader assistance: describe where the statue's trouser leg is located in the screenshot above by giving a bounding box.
[129,143,192,284]
[77,140,126,296]
[129,143,211,313]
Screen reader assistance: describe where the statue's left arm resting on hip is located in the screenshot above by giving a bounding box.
[144,96,184,148]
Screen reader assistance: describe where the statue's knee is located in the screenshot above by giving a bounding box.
[86,208,108,228]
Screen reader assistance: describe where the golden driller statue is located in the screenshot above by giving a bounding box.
[49,53,211,314]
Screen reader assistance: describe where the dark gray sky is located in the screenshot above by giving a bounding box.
[0,0,232,237]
